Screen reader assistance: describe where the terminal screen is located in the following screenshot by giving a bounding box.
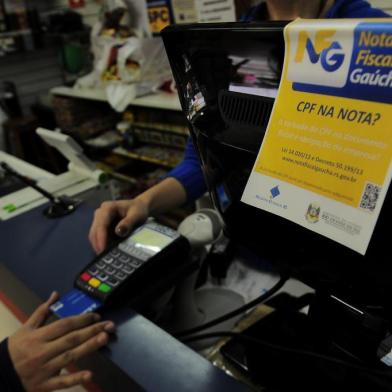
[128,227,173,254]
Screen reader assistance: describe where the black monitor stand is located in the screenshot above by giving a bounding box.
[0,161,79,218]
[220,292,392,391]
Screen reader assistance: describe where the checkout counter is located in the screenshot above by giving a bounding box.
[0,142,250,391]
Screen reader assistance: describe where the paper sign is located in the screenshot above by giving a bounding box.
[171,0,198,23]
[196,0,236,23]
[242,19,392,255]
[147,1,172,33]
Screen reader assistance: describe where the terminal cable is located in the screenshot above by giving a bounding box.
[182,331,392,380]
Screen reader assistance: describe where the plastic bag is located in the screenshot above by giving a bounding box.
[75,0,172,111]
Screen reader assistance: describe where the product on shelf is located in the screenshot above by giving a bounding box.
[133,126,187,149]
[100,6,135,39]
[3,0,28,31]
[0,0,7,32]
[132,145,184,166]
[53,96,119,139]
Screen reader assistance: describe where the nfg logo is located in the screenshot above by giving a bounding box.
[287,21,354,88]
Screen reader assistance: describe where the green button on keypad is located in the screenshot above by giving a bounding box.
[98,283,112,293]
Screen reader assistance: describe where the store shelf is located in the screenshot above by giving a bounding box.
[134,121,188,136]
[130,92,182,111]
[113,146,182,169]
[51,86,106,101]
[0,29,31,38]
[51,86,182,111]
[95,161,138,184]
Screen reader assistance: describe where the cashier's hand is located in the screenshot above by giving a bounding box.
[89,199,149,254]
[8,292,115,392]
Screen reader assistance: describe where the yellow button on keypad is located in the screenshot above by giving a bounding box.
[89,278,101,288]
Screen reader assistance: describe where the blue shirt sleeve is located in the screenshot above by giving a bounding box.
[0,339,25,392]
[243,0,390,20]
[326,0,390,18]
[166,137,207,202]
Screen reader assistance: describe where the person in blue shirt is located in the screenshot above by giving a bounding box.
[89,0,389,254]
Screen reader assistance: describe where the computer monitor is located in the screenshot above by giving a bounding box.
[162,22,391,322]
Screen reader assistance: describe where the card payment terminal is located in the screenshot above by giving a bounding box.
[51,221,190,318]
[75,221,190,304]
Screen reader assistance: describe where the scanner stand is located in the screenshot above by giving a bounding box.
[156,209,245,350]
[160,248,244,351]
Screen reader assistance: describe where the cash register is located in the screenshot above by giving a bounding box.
[161,21,392,391]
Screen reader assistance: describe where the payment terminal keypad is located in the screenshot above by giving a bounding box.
[76,247,146,299]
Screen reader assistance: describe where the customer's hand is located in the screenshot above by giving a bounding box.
[89,199,149,254]
[8,292,115,392]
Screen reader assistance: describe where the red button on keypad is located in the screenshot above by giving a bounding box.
[81,272,91,282]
